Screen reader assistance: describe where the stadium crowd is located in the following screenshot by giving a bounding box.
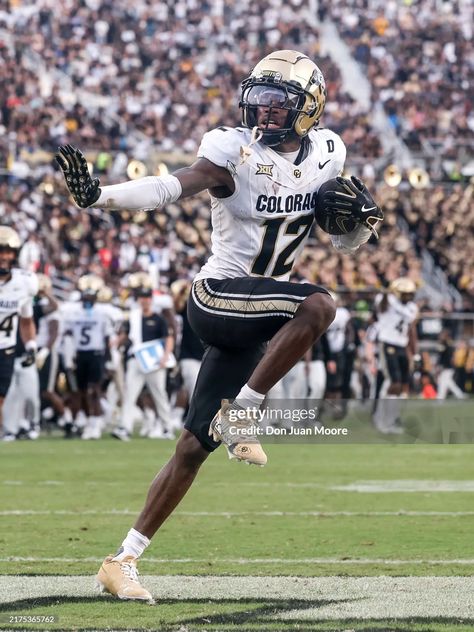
[0,0,472,441]
[0,0,471,303]
[320,0,473,181]
[0,0,381,160]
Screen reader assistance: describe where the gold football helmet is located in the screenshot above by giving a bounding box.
[128,272,153,290]
[390,277,417,303]
[0,226,21,251]
[240,50,326,146]
[77,274,105,293]
[0,226,22,276]
[97,286,113,303]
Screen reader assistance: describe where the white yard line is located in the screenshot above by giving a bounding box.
[332,480,474,492]
[2,556,474,565]
[1,509,474,517]
[5,479,474,491]
[0,576,473,619]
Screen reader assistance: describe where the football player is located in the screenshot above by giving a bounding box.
[60,275,113,439]
[373,277,419,433]
[56,50,383,601]
[2,327,41,440]
[0,227,38,439]
[3,273,59,440]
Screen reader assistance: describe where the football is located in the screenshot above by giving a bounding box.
[314,177,358,235]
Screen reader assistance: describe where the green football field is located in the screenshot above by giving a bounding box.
[1,427,474,631]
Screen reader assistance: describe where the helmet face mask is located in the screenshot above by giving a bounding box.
[240,83,305,146]
[240,50,326,147]
[81,290,97,307]
[77,274,104,306]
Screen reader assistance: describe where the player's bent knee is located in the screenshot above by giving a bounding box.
[175,429,210,470]
[298,292,336,330]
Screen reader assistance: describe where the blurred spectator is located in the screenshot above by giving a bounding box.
[0,0,471,314]
[322,0,473,180]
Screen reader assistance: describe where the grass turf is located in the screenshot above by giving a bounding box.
[1,434,473,630]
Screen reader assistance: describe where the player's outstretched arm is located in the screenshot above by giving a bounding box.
[56,145,232,210]
[55,145,101,208]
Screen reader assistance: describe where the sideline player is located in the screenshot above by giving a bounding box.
[0,227,38,438]
[60,275,113,439]
[56,50,383,601]
[373,277,418,433]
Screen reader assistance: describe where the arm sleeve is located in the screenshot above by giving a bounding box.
[330,224,372,253]
[92,175,182,211]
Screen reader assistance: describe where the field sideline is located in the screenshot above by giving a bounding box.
[1,436,474,630]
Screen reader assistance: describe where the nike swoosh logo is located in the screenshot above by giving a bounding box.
[361,204,377,213]
[318,160,330,169]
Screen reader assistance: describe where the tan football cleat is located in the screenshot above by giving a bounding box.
[96,555,154,603]
[209,399,267,466]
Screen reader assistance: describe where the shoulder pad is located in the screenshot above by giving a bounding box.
[311,129,346,172]
[197,127,248,168]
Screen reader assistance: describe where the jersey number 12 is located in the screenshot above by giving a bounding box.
[251,215,314,277]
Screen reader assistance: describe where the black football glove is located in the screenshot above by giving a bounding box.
[331,176,384,237]
[21,349,36,368]
[55,144,101,208]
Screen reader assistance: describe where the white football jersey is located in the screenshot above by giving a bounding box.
[0,269,38,350]
[36,310,59,349]
[60,302,113,352]
[326,306,351,353]
[375,293,418,347]
[195,126,346,281]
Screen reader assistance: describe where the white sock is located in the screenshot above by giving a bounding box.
[114,528,150,560]
[235,384,265,408]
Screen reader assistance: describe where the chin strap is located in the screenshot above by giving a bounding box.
[239,126,263,165]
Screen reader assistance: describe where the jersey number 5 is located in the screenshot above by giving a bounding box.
[251,215,314,277]
[80,325,93,346]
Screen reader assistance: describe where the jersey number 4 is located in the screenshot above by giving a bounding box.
[0,314,17,337]
[251,215,314,277]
